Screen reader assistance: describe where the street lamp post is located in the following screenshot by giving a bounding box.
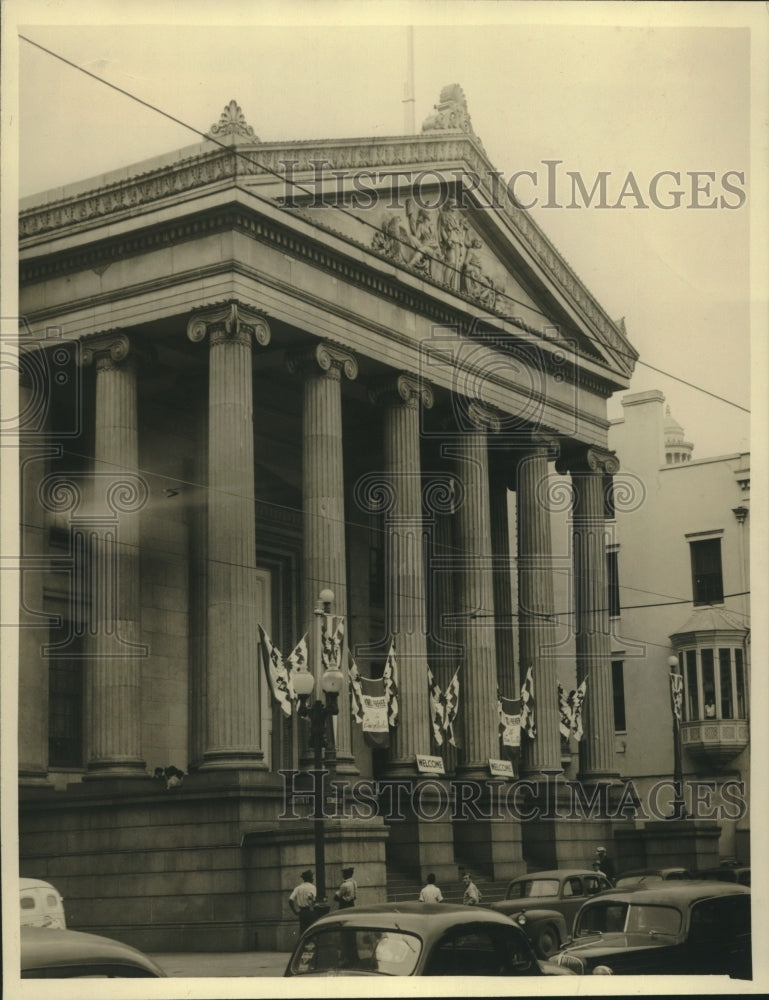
[290,589,343,907]
[667,654,687,820]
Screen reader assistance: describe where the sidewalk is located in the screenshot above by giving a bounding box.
[149,951,292,978]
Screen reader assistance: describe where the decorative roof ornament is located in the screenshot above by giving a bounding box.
[208,100,259,141]
[421,84,478,138]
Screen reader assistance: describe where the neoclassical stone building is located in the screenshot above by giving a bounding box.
[18,91,643,951]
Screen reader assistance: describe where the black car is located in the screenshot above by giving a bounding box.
[489,868,613,957]
[554,882,751,978]
[614,867,692,889]
[285,902,576,977]
[21,925,166,978]
[695,865,750,887]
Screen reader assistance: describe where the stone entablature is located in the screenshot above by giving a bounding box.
[20,130,636,377]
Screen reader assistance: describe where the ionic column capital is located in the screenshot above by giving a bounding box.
[555,445,619,476]
[186,301,271,350]
[369,373,434,410]
[286,340,358,382]
[80,331,149,372]
[466,400,502,434]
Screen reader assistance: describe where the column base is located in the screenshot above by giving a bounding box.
[198,751,268,771]
[18,769,53,788]
[83,758,149,781]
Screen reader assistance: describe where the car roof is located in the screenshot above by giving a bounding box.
[20,926,164,975]
[616,867,689,878]
[579,882,749,906]
[307,901,527,934]
[19,878,61,892]
[509,869,602,881]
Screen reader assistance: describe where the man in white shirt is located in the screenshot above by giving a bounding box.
[289,869,317,932]
[419,873,443,903]
[462,873,481,905]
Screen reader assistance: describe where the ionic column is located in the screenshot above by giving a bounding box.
[556,446,620,782]
[517,434,561,776]
[18,363,52,785]
[288,342,358,772]
[187,303,271,770]
[371,374,433,771]
[454,402,500,777]
[489,451,516,701]
[81,332,147,778]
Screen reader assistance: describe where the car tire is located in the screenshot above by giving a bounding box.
[535,924,560,959]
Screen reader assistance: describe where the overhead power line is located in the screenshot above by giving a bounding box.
[19,33,750,417]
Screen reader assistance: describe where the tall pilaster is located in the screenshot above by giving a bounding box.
[488,451,516,701]
[453,402,500,777]
[517,435,562,776]
[81,332,147,778]
[557,446,620,782]
[18,365,52,785]
[287,341,358,773]
[187,303,271,770]
[371,374,433,772]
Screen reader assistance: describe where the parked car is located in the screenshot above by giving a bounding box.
[614,867,692,889]
[489,869,613,957]
[19,878,66,929]
[694,865,750,887]
[21,926,166,978]
[553,882,751,978]
[284,902,576,977]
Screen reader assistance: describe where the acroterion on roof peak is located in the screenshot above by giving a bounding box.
[421,84,481,145]
[207,100,259,141]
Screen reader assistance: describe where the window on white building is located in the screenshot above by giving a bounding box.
[680,646,747,722]
[689,537,724,605]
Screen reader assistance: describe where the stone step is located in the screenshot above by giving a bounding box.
[386,869,508,904]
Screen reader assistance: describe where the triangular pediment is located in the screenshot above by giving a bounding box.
[19,90,638,384]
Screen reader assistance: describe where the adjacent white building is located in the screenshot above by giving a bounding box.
[606,390,750,863]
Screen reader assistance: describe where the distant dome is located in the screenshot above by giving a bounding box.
[664,404,694,464]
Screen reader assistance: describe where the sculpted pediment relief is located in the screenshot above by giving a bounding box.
[371,197,504,311]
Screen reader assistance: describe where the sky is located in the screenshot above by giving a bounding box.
[5,1,766,463]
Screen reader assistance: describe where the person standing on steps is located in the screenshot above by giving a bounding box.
[419,872,443,903]
[462,873,481,905]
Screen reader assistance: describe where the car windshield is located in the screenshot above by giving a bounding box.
[576,903,682,937]
[289,928,422,975]
[507,879,560,899]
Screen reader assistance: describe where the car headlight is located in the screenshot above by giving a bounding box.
[516,914,527,926]
[593,965,613,975]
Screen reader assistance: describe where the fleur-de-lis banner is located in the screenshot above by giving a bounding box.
[519,666,536,739]
[258,624,294,717]
[670,671,683,723]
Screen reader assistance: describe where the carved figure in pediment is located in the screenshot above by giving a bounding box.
[372,198,439,277]
[461,251,498,309]
[437,198,481,290]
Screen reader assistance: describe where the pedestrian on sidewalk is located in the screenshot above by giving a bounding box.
[462,873,481,905]
[419,873,443,903]
[288,869,317,932]
[334,866,357,909]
